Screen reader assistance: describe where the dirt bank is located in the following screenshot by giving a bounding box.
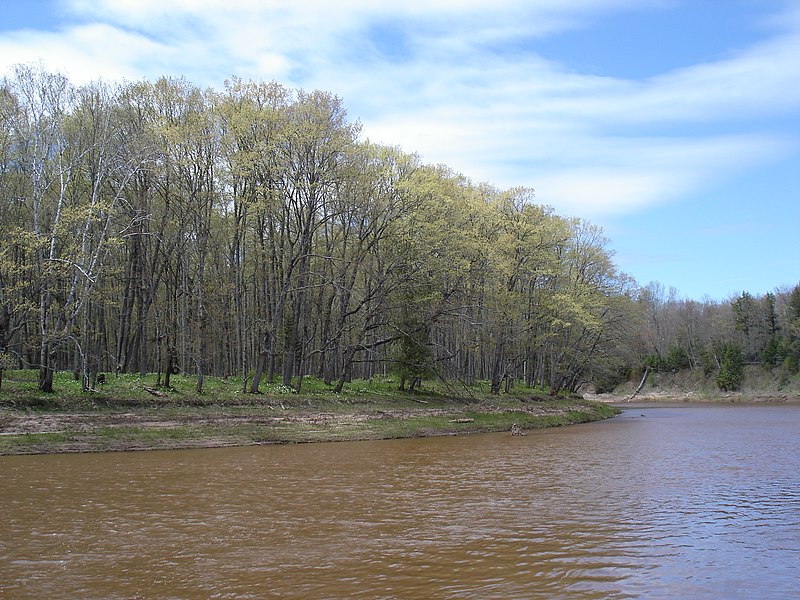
[0,399,618,455]
[584,390,800,404]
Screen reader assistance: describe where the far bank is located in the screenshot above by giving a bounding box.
[586,364,800,404]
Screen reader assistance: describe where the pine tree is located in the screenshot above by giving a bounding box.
[716,342,743,391]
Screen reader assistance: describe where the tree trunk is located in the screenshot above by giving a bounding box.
[163,344,177,388]
[323,348,338,386]
[281,327,296,388]
[626,367,649,402]
[249,331,271,393]
[334,347,357,393]
[38,346,54,393]
[196,364,204,393]
[490,345,505,395]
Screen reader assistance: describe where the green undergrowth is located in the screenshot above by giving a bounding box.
[0,369,575,410]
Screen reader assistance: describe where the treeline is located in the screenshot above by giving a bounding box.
[628,282,800,392]
[0,65,635,395]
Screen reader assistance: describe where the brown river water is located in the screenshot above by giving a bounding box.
[1,403,799,599]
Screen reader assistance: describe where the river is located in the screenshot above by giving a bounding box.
[1,403,799,599]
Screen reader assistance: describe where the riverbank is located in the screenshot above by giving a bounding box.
[586,390,800,404]
[586,365,800,404]
[0,371,618,455]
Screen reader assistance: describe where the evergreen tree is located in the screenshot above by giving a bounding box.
[716,342,743,391]
[783,284,800,374]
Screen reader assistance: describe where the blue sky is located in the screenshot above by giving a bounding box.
[2,0,799,301]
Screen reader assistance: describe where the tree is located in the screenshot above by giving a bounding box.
[6,64,76,392]
[5,66,702,398]
[782,284,800,373]
[392,312,432,392]
[312,144,416,391]
[0,82,35,377]
[716,342,743,391]
[760,292,781,368]
[215,78,291,392]
[536,218,633,395]
[276,90,360,389]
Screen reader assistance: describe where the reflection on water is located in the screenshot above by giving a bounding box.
[1,404,799,599]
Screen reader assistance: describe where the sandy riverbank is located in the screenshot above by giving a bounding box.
[584,390,800,404]
[0,397,618,455]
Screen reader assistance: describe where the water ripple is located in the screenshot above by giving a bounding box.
[1,404,799,598]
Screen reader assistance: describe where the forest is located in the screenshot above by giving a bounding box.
[1,64,799,397]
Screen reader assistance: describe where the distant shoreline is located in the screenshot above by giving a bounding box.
[585,391,800,404]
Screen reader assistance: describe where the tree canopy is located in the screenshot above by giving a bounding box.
[3,65,794,397]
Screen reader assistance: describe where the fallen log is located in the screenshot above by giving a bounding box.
[626,367,649,402]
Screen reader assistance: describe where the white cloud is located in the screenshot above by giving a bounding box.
[529,134,794,218]
[570,30,800,125]
[2,0,799,220]
[0,24,170,84]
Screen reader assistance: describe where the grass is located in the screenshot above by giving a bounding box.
[0,369,619,455]
[0,369,455,408]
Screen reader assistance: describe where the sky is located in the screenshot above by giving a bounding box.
[1,0,799,302]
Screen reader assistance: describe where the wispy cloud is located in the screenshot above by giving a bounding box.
[2,0,798,219]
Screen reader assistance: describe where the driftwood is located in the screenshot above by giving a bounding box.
[626,367,649,402]
[449,418,474,423]
[510,423,526,436]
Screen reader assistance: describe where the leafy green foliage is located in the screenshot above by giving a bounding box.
[641,345,690,373]
[716,343,744,391]
[663,345,690,371]
[590,359,631,394]
[6,64,796,404]
[760,336,783,369]
[700,348,717,378]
